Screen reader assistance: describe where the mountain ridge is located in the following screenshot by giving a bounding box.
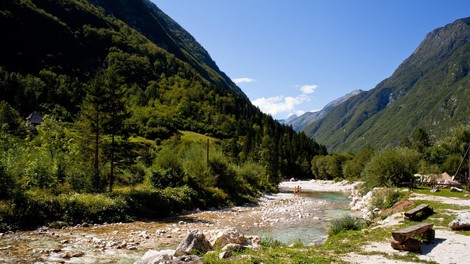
[88,0,245,98]
[303,17,470,152]
[283,89,363,131]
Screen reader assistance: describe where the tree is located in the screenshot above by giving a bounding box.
[79,73,108,192]
[78,69,128,192]
[342,147,374,179]
[411,127,431,153]
[101,69,129,192]
[361,148,420,189]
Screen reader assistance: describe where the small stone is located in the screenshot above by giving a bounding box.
[219,251,232,259]
[71,251,85,258]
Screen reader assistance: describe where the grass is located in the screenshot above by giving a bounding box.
[180,131,218,144]
[201,188,470,263]
[413,185,469,198]
[328,215,365,236]
[407,199,470,227]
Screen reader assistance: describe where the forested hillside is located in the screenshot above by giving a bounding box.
[303,17,470,152]
[0,0,325,230]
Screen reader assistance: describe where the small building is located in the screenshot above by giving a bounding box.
[26,113,43,129]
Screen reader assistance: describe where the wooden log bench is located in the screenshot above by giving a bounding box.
[391,223,434,252]
[404,204,433,221]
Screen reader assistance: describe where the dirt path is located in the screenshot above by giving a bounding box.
[343,193,470,264]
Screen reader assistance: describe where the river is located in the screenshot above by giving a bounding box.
[0,191,353,263]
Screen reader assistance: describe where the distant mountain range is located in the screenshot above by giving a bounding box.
[281,89,363,131]
[302,17,470,152]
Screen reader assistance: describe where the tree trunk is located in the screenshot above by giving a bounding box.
[109,131,115,192]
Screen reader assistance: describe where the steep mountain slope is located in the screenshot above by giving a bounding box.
[303,18,470,152]
[286,89,363,131]
[89,0,245,98]
[0,0,325,180]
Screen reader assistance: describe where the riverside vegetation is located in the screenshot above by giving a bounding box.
[0,0,326,231]
[2,1,470,262]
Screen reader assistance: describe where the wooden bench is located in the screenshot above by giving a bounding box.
[404,204,433,221]
[391,223,434,252]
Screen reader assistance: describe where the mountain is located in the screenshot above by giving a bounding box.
[285,89,363,131]
[0,0,325,179]
[303,18,470,152]
[89,0,245,98]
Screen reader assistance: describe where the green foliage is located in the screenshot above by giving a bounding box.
[342,147,375,179]
[303,18,470,153]
[0,101,22,134]
[58,193,128,224]
[0,0,328,230]
[361,148,420,189]
[311,153,352,180]
[328,215,365,236]
[370,188,403,210]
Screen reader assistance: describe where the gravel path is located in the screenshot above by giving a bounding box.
[344,192,470,264]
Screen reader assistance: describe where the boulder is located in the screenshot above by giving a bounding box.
[449,212,470,230]
[174,230,213,257]
[212,228,247,249]
[221,243,243,252]
[134,249,175,264]
[173,255,202,263]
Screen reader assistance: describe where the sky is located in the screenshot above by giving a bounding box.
[152,0,470,120]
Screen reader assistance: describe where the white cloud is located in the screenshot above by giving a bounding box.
[252,94,310,116]
[232,77,256,84]
[252,84,318,118]
[299,84,318,95]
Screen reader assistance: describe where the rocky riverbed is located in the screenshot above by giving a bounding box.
[0,180,358,263]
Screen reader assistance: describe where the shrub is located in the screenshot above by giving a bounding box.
[361,148,420,189]
[12,189,62,229]
[370,188,403,210]
[328,215,364,236]
[0,163,15,199]
[58,193,129,224]
[161,185,197,212]
[115,185,168,218]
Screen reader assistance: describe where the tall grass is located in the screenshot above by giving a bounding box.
[328,215,365,236]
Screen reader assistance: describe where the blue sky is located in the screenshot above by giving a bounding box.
[152,0,470,120]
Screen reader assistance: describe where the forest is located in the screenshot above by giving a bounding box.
[311,126,470,191]
[0,0,326,231]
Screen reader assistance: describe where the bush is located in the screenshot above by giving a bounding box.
[370,188,403,210]
[58,193,129,224]
[361,148,420,189]
[11,189,62,229]
[328,215,364,236]
[0,163,15,199]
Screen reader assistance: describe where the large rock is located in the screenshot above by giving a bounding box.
[174,230,213,257]
[134,249,175,264]
[134,250,202,264]
[212,228,247,249]
[449,212,470,230]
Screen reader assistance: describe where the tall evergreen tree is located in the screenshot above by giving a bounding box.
[101,69,128,192]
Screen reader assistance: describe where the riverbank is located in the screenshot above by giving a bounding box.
[343,191,470,264]
[0,180,354,263]
[279,179,362,193]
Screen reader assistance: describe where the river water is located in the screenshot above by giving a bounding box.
[249,191,352,245]
[0,191,353,263]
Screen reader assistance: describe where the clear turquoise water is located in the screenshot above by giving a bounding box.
[249,192,352,245]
